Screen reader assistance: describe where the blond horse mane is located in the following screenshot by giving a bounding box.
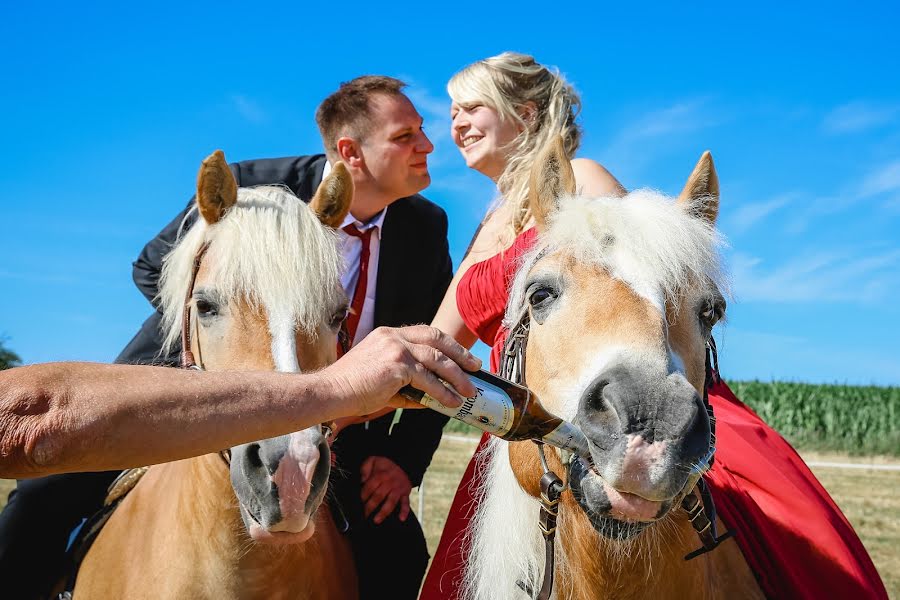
[156,185,346,356]
[505,190,729,328]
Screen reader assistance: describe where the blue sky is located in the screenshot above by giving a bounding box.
[1,2,898,385]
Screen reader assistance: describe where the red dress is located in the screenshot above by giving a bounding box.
[419,229,887,600]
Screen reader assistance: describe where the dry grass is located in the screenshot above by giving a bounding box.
[2,439,897,598]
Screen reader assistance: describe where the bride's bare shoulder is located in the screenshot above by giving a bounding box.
[570,158,626,197]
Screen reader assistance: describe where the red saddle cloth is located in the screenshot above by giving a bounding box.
[419,228,887,600]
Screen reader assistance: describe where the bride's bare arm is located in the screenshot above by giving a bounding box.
[430,205,516,347]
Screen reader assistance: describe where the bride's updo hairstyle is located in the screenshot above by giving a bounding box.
[448,52,583,234]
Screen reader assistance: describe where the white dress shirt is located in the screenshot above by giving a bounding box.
[323,162,387,345]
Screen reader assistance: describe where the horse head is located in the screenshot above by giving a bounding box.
[158,150,352,544]
[506,139,727,539]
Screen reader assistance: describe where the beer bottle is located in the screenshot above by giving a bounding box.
[400,369,590,458]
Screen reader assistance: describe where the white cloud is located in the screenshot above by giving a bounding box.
[231,94,266,124]
[784,159,900,232]
[725,193,795,235]
[600,98,724,179]
[731,248,900,304]
[611,99,719,145]
[860,159,900,197]
[822,102,898,134]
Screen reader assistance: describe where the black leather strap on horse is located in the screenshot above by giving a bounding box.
[55,468,151,599]
[503,312,564,600]
[682,478,735,560]
[181,240,210,370]
[536,468,564,600]
[681,337,735,561]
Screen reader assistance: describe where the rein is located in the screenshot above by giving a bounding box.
[500,310,733,600]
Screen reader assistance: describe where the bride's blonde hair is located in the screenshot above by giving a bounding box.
[448,52,582,235]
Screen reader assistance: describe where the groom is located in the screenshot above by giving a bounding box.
[0,76,452,600]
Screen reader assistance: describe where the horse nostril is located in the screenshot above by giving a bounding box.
[246,443,263,470]
[584,378,612,412]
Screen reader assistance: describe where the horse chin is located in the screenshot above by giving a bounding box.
[239,503,317,545]
[568,457,672,540]
[247,520,317,545]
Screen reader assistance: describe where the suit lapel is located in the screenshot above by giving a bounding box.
[373,203,405,328]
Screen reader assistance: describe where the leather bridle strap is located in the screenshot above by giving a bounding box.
[180,241,210,370]
[503,312,565,600]
[680,337,735,560]
[536,448,565,600]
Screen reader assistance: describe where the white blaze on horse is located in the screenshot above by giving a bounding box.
[73,151,358,599]
[465,141,763,599]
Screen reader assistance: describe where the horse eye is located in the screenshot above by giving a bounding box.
[699,299,724,326]
[528,287,557,308]
[195,299,218,317]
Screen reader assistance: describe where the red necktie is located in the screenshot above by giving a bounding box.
[342,223,374,344]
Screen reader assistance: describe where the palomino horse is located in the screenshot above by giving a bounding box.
[465,142,763,599]
[73,151,358,599]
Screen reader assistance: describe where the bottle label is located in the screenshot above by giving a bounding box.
[542,421,590,457]
[418,378,515,436]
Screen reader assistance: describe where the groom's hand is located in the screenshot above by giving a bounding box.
[360,455,413,524]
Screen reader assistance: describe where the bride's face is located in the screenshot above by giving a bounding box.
[450,101,522,180]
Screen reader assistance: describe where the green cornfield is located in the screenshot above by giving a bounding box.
[443,381,900,456]
[728,380,899,456]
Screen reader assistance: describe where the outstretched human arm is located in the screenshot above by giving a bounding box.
[0,325,480,479]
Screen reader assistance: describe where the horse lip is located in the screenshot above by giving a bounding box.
[241,502,264,527]
[241,500,316,541]
[569,456,673,530]
[582,458,667,504]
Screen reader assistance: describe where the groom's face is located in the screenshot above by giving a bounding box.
[359,93,434,201]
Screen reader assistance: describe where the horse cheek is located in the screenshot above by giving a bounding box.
[508,441,543,497]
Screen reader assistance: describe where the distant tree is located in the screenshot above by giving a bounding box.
[0,338,22,370]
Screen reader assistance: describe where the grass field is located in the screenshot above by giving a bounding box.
[2,436,897,597]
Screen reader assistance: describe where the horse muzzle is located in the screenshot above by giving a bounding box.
[569,361,711,537]
[230,426,331,544]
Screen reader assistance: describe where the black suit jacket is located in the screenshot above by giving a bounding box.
[116,154,452,487]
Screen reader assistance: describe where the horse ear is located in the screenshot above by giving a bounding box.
[677,151,719,225]
[530,136,576,231]
[310,162,353,228]
[196,150,238,225]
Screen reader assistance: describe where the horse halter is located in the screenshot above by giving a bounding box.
[178,240,337,466]
[500,309,734,600]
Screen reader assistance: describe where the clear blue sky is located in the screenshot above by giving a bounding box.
[2,2,898,385]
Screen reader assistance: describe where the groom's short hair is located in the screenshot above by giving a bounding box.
[316,75,408,158]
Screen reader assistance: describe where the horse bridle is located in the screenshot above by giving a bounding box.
[178,241,338,467]
[500,309,734,600]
